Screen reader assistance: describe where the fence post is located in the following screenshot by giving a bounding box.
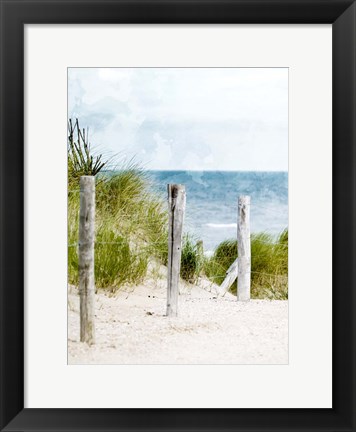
[79,176,96,344]
[237,195,251,301]
[219,258,238,295]
[167,184,186,317]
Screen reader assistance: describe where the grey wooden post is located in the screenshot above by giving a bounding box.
[219,258,238,295]
[237,195,251,301]
[79,176,96,344]
[166,184,186,317]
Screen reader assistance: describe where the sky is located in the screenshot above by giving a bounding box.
[68,68,288,171]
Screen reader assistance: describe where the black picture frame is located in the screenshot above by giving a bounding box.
[1,1,355,431]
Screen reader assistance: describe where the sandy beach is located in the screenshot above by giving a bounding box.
[68,274,288,365]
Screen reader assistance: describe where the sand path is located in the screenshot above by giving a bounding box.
[68,277,288,365]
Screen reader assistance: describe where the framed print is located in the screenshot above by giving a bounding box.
[0,0,355,431]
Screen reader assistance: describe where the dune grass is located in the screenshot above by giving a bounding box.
[180,235,204,284]
[204,229,288,299]
[68,118,106,188]
[68,167,169,291]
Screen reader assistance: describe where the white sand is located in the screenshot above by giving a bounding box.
[68,276,288,365]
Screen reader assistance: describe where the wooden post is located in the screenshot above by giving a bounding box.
[219,258,238,295]
[237,195,251,301]
[79,176,95,344]
[166,184,186,317]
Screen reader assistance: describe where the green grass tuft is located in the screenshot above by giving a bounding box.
[68,164,168,291]
[204,230,288,299]
[94,229,148,290]
[68,118,106,187]
[180,235,204,284]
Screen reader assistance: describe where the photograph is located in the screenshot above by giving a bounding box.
[67,67,289,365]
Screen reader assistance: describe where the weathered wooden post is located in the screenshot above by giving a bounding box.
[166,184,186,317]
[219,258,238,295]
[237,195,251,301]
[79,176,95,344]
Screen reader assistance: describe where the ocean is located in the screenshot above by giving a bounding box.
[149,171,288,254]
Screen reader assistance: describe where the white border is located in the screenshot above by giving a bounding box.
[25,24,332,408]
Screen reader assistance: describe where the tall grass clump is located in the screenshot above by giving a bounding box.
[94,229,147,290]
[204,229,288,299]
[180,235,204,284]
[250,230,288,299]
[203,239,236,285]
[68,118,106,188]
[95,168,168,263]
[68,169,168,290]
[68,119,168,291]
[68,191,80,285]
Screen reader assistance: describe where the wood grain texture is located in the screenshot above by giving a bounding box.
[79,176,96,344]
[237,196,251,301]
[219,258,238,295]
[166,184,186,317]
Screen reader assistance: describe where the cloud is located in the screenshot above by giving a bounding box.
[152,132,173,169]
[68,68,288,171]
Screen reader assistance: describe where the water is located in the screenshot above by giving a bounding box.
[150,171,288,254]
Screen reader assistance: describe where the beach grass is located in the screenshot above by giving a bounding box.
[204,229,288,299]
[68,165,168,291]
[180,235,204,284]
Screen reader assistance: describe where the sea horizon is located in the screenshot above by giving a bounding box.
[149,170,288,253]
[101,169,288,252]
